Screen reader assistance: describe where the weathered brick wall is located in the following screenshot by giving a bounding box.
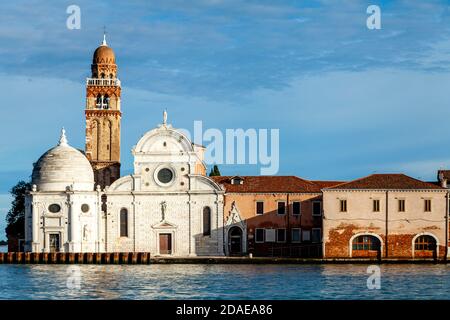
[323,189,447,259]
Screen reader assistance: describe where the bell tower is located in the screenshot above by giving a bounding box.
[85,34,121,188]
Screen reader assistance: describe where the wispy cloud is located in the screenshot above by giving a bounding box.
[0,1,450,199]
[1,1,450,98]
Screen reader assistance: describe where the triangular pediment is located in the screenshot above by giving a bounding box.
[152,220,178,229]
[226,201,246,228]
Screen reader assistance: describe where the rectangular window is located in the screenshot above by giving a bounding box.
[302,230,311,242]
[292,228,301,243]
[292,201,301,216]
[203,207,211,236]
[256,201,264,215]
[340,200,347,212]
[276,229,286,243]
[120,209,128,237]
[255,228,264,243]
[373,199,380,212]
[277,201,286,215]
[424,199,431,212]
[265,229,276,242]
[312,201,322,216]
[398,199,406,212]
[312,228,321,243]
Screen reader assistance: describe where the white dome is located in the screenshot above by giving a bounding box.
[32,129,94,192]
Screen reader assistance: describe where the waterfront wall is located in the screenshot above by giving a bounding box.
[0,252,445,264]
[0,252,151,264]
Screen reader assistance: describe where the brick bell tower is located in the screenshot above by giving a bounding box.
[85,34,121,189]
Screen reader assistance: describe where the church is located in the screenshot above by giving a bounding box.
[24,36,225,256]
[22,35,450,260]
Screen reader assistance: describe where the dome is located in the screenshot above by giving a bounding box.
[93,45,115,64]
[32,129,94,192]
[92,35,115,64]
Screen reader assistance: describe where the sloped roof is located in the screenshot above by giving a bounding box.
[311,180,345,189]
[325,174,444,190]
[211,176,322,193]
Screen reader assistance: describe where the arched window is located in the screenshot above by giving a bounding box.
[415,235,436,251]
[120,208,128,237]
[103,95,110,109]
[203,207,211,236]
[100,73,105,79]
[352,235,380,251]
[96,94,102,108]
[101,194,107,213]
[109,73,114,78]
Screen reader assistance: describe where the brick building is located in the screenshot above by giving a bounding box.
[322,174,448,260]
[212,176,341,257]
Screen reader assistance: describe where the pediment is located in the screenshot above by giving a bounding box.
[226,201,246,229]
[152,220,178,229]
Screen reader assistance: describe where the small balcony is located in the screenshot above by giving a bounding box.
[86,78,121,87]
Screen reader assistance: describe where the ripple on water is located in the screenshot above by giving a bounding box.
[0,264,448,299]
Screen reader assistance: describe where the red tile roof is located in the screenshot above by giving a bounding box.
[325,174,444,190]
[211,176,323,193]
[311,181,345,189]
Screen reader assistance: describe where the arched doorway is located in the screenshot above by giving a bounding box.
[229,227,243,255]
[351,234,381,258]
[413,234,437,259]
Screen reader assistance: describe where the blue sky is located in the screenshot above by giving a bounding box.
[2,0,450,238]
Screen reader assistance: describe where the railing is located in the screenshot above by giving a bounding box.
[86,78,121,86]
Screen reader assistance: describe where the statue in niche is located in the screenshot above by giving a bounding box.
[83,224,90,241]
[161,201,167,221]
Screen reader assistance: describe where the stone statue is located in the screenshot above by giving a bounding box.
[83,224,90,241]
[161,201,167,221]
[163,109,168,126]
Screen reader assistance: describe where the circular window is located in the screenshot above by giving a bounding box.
[145,168,149,172]
[81,204,90,213]
[157,168,174,184]
[48,204,61,213]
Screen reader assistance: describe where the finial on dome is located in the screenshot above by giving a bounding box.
[101,27,107,46]
[58,127,68,146]
[163,109,168,126]
[102,33,107,46]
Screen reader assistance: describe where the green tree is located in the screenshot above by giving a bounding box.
[209,165,221,177]
[5,181,31,241]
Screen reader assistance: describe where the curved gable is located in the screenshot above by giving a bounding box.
[189,174,224,192]
[108,175,134,192]
[134,127,194,154]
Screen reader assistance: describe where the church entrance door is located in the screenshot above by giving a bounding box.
[229,227,242,255]
[159,233,172,255]
[49,234,60,253]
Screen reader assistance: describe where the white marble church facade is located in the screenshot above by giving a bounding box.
[24,118,225,256]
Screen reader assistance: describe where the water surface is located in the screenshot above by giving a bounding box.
[0,264,448,299]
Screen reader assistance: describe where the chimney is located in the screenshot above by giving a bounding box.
[438,171,447,188]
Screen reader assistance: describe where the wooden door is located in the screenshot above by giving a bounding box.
[159,233,172,255]
[49,234,60,253]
